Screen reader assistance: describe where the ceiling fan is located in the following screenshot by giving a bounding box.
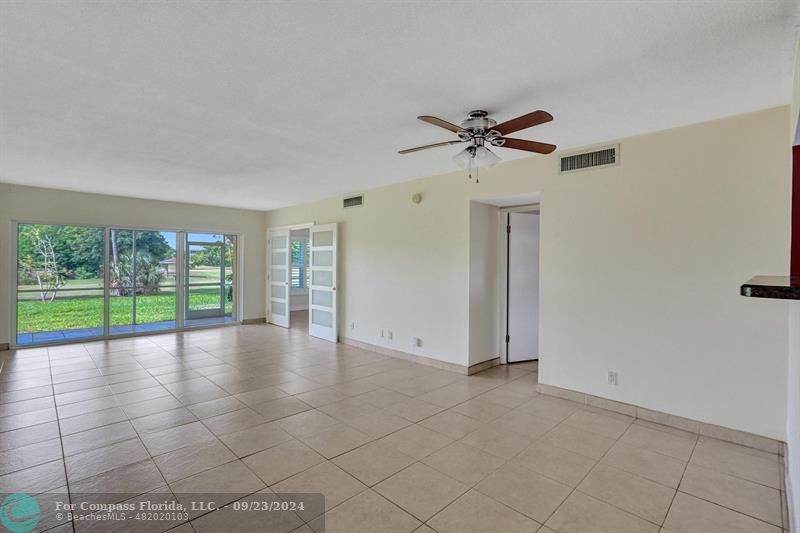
[399,109,556,181]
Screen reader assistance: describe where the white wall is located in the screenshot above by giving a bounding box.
[265,106,791,439]
[468,201,500,366]
[0,183,266,345]
[786,217,798,533]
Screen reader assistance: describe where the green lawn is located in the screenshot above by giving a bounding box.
[17,288,232,333]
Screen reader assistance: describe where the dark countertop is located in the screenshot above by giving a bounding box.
[740,276,800,300]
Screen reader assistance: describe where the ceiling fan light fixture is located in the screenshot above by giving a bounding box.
[474,145,501,167]
[453,146,476,169]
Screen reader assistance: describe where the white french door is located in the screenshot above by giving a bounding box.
[268,228,291,328]
[308,223,338,342]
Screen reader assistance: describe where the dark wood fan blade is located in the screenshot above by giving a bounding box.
[493,110,553,135]
[417,116,463,133]
[398,140,464,154]
[498,137,557,154]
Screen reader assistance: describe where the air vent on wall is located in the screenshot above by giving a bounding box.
[343,195,364,208]
[559,144,619,174]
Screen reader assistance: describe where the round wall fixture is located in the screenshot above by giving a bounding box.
[411,193,422,204]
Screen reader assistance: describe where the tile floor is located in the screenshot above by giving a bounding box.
[0,324,789,533]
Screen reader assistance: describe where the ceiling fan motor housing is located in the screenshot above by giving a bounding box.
[460,110,497,132]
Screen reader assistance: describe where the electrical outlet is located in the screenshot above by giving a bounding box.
[387,331,393,340]
[412,337,422,348]
[607,371,618,386]
[379,329,384,338]
[349,322,355,330]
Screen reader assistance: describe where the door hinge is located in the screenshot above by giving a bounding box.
[506,225,511,234]
[506,335,510,343]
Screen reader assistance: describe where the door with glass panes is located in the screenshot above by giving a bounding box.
[185,233,233,320]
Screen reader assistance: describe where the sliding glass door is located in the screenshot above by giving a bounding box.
[185,233,236,326]
[109,229,178,335]
[14,223,238,346]
[16,224,105,345]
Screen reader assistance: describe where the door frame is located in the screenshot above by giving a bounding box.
[266,222,315,330]
[498,204,540,364]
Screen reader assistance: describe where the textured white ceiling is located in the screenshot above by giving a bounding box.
[1,1,798,210]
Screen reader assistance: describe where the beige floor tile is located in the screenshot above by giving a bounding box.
[515,440,597,487]
[603,441,687,488]
[234,386,288,406]
[427,489,540,533]
[545,491,660,533]
[294,387,349,407]
[332,440,416,486]
[341,411,412,439]
[242,438,325,485]
[251,396,313,421]
[59,407,128,436]
[187,396,246,419]
[476,462,571,523]
[297,423,373,458]
[517,396,580,421]
[61,421,137,456]
[65,438,150,482]
[664,492,780,533]
[422,441,506,486]
[69,459,166,503]
[491,409,560,440]
[620,424,696,461]
[0,407,58,432]
[121,395,183,418]
[375,463,468,521]
[578,464,675,524]
[378,424,454,460]
[203,407,268,435]
[0,437,63,475]
[170,460,266,519]
[679,463,782,526]
[308,488,420,533]
[131,407,199,433]
[460,424,531,459]
[542,423,616,460]
[217,421,294,457]
[0,421,60,452]
[475,387,531,408]
[0,459,66,494]
[451,398,511,423]
[140,421,217,456]
[272,461,366,521]
[277,409,341,439]
[153,439,236,482]
[689,437,781,489]
[564,409,632,439]
[418,410,484,439]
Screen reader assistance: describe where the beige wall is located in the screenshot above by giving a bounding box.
[266,106,791,439]
[0,184,266,344]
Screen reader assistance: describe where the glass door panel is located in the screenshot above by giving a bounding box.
[109,229,177,334]
[15,223,105,345]
[185,233,234,324]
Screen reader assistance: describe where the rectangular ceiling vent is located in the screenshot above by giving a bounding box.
[559,144,619,174]
[343,195,364,208]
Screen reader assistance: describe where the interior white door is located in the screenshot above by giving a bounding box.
[507,212,540,362]
[308,223,337,342]
[268,228,291,328]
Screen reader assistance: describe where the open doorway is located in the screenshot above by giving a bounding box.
[268,223,339,343]
[504,208,540,363]
[289,228,310,333]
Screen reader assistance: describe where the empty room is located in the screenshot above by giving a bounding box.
[1,1,799,533]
